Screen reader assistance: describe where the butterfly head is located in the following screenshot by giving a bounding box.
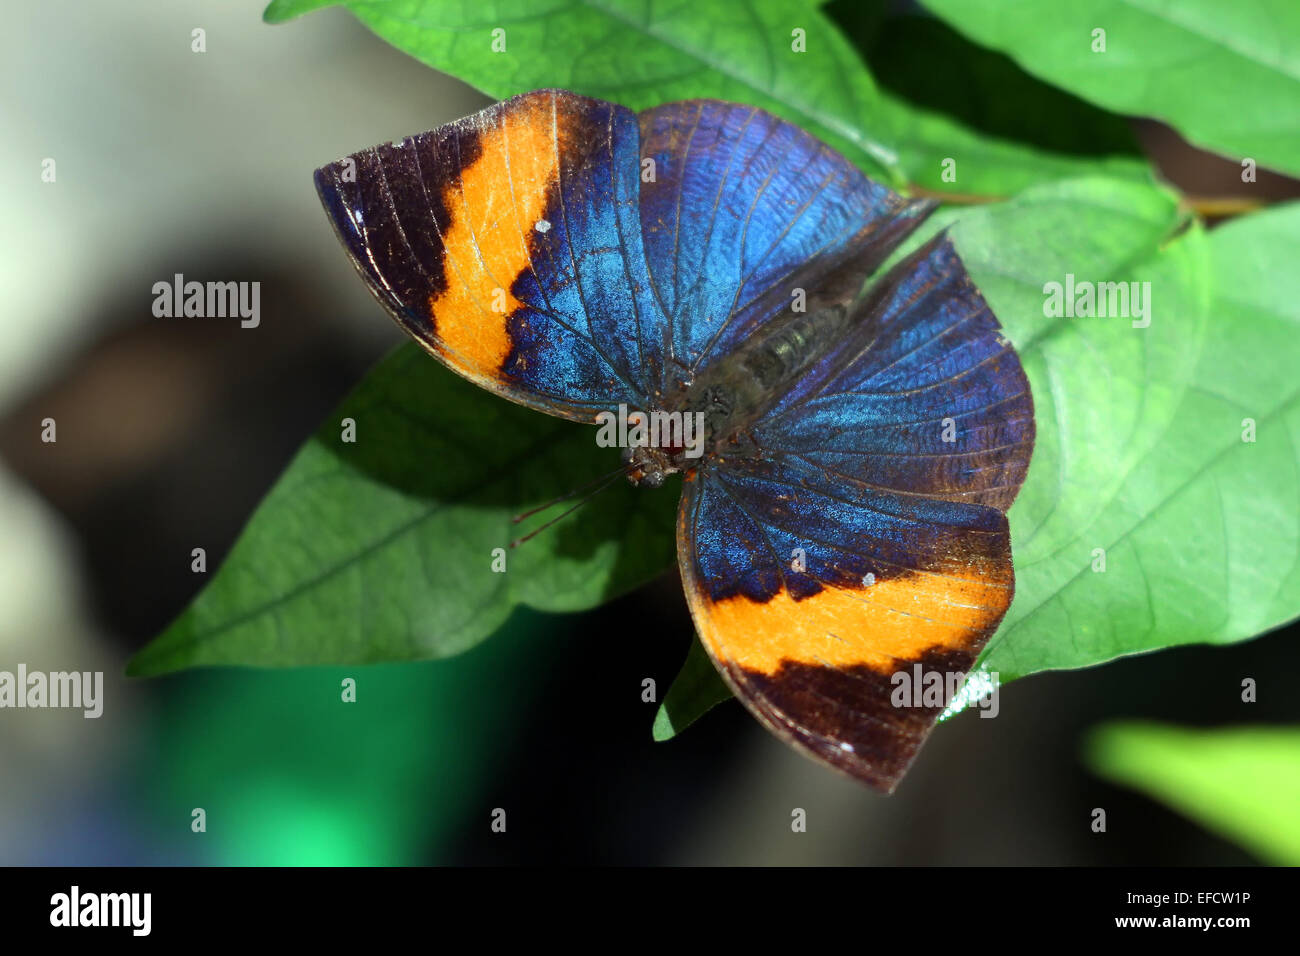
[622,444,677,489]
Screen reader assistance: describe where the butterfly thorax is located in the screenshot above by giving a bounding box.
[625,299,856,487]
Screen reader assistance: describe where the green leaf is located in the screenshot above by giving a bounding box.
[827,0,1153,196]
[652,635,732,742]
[960,192,1300,679]
[268,0,1163,199]
[1086,722,1300,865]
[263,0,903,184]
[128,345,677,676]
[921,0,1300,178]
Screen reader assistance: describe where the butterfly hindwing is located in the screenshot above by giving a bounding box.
[315,89,661,420]
[679,457,1014,792]
[679,236,1032,791]
[758,234,1035,511]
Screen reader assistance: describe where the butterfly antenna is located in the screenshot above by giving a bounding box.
[510,472,623,548]
[511,461,635,524]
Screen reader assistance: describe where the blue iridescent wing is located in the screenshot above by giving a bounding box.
[756,235,1034,509]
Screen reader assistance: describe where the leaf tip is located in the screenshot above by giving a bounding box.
[651,706,678,743]
[263,0,333,25]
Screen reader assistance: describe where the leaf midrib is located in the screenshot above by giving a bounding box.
[1117,0,1300,84]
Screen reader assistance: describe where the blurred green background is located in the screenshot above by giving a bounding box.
[1,0,1297,865]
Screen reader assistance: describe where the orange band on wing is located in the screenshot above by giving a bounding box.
[430,95,558,378]
[694,561,1012,677]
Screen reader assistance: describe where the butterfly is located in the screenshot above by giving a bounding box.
[314,89,1034,792]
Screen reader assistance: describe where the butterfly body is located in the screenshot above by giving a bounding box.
[628,233,912,486]
[626,302,846,486]
[316,90,1034,792]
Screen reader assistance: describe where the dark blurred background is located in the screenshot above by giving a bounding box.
[1,0,1297,865]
